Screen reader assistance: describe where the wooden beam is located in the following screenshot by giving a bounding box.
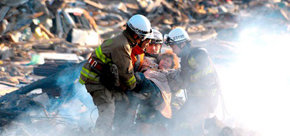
[83,0,104,10]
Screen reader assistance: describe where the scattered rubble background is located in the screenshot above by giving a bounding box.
[0,0,289,136]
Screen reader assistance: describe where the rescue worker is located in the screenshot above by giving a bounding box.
[113,26,152,136]
[145,29,163,55]
[132,29,163,72]
[79,14,152,136]
[164,28,220,136]
[116,29,164,136]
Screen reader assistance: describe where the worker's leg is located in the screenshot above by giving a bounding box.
[113,97,136,136]
[86,84,115,136]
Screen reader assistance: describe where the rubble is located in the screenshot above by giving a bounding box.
[0,61,83,123]
[0,0,289,135]
[0,0,288,94]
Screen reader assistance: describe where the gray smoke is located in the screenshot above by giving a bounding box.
[214,3,290,136]
[1,62,98,136]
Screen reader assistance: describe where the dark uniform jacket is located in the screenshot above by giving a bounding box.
[79,31,137,90]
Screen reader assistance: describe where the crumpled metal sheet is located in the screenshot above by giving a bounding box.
[0,0,29,7]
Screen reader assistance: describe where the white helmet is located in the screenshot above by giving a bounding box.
[165,27,190,45]
[150,29,163,44]
[127,14,152,40]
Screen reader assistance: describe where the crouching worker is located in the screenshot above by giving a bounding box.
[79,14,152,136]
[165,27,220,135]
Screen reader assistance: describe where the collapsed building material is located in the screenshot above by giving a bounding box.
[53,7,101,45]
[0,61,86,127]
[33,61,77,77]
[38,24,55,38]
[0,7,10,22]
[0,0,29,7]
[0,83,19,97]
[0,61,85,101]
[0,1,289,135]
[33,53,81,76]
[83,0,104,10]
[0,45,13,60]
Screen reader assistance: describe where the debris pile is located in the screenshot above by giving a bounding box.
[0,0,100,90]
[0,0,289,135]
[0,61,97,136]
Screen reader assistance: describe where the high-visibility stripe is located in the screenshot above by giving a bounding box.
[190,65,214,82]
[80,67,99,82]
[95,46,111,64]
[81,69,97,79]
[126,75,136,86]
[80,71,99,82]
[82,67,98,77]
[79,78,85,84]
[188,57,197,69]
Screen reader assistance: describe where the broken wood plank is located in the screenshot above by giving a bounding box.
[83,0,104,10]
[39,24,55,38]
[28,12,44,19]
[0,81,17,87]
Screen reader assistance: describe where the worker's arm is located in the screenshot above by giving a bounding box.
[111,44,136,90]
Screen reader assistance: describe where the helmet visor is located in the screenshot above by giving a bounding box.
[128,22,152,41]
[150,39,163,44]
[165,36,188,46]
[142,30,154,41]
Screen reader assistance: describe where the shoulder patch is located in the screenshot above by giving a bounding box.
[104,39,113,46]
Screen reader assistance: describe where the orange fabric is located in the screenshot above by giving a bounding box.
[131,45,144,67]
[138,53,145,71]
[131,54,137,67]
[131,53,145,72]
[159,91,172,118]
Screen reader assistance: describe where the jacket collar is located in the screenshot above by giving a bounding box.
[123,31,137,47]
